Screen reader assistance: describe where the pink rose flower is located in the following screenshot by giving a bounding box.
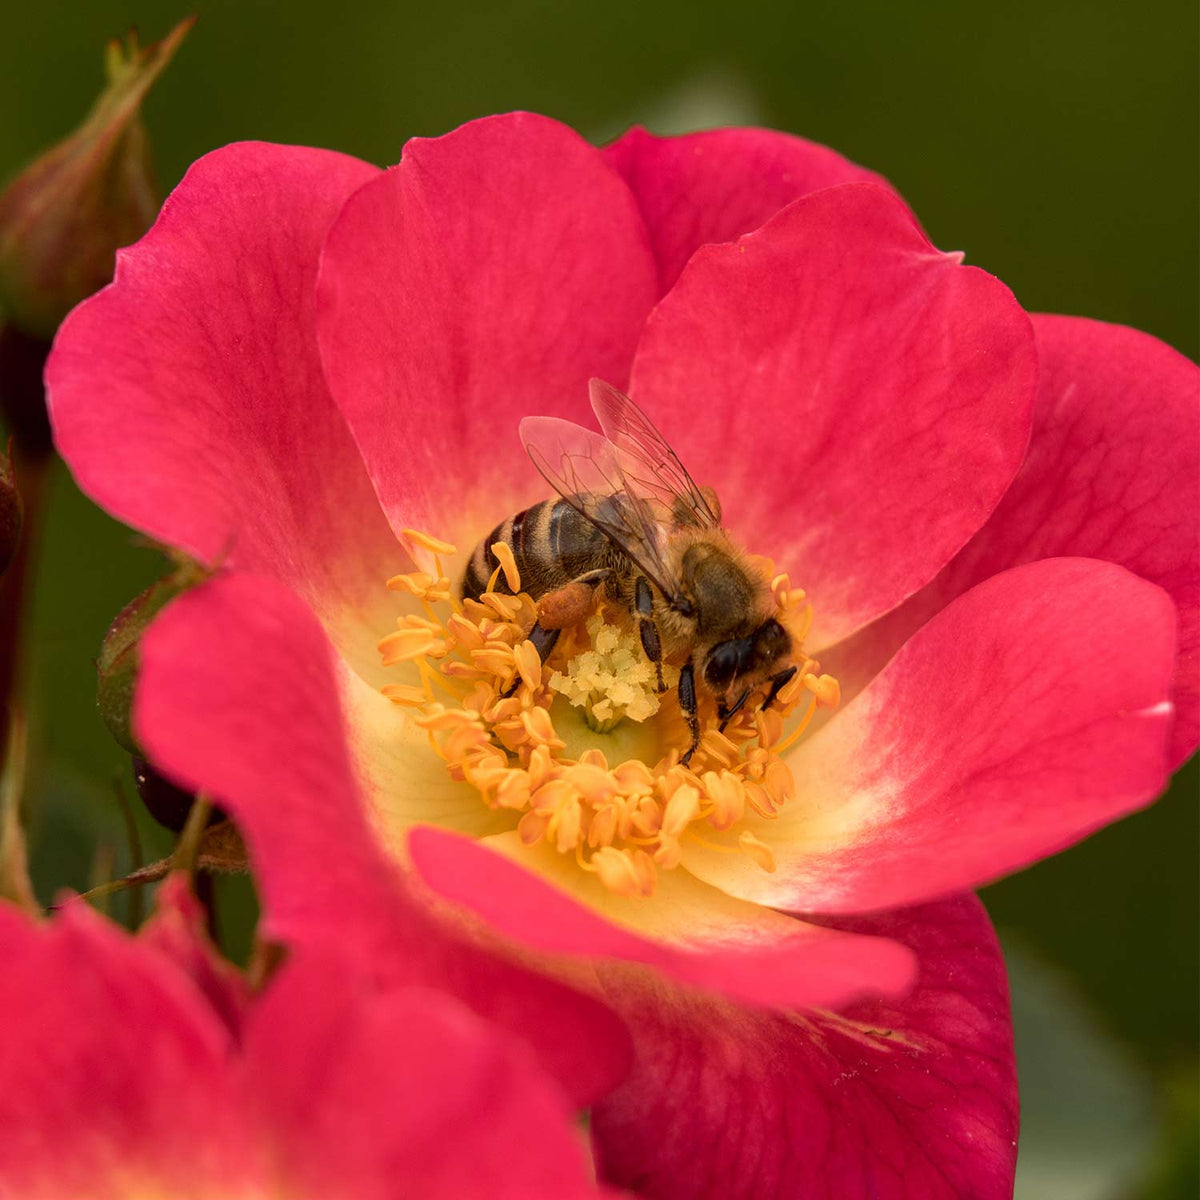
[46,113,1197,1197]
[0,877,611,1199]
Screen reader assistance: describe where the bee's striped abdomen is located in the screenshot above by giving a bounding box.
[463,507,531,599]
[461,498,608,602]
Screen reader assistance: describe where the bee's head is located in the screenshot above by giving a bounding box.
[702,617,791,699]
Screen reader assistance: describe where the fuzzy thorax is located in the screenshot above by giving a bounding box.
[376,529,840,899]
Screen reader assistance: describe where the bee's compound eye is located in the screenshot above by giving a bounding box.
[704,639,747,690]
[753,618,791,668]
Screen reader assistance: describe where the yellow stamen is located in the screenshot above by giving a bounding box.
[375,529,837,898]
[518,809,550,846]
[588,804,619,848]
[791,602,815,643]
[551,795,583,854]
[593,847,657,897]
[683,830,743,854]
[738,830,777,873]
[402,528,456,556]
[661,784,701,838]
[446,611,486,651]
[480,591,523,621]
[742,782,778,819]
[413,706,484,732]
[521,706,565,749]
[763,758,796,805]
[419,657,464,700]
[494,771,532,811]
[702,770,745,830]
[771,572,806,611]
[771,696,820,756]
[697,729,739,768]
[387,570,436,596]
[381,683,430,707]
[491,541,522,592]
[377,628,447,664]
[805,672,841,708]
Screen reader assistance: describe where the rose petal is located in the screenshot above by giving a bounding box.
[134,571,632,1108]
[138,872,250,1036]
[0,900,258,1199]
[246,954,605,1200]
[45,142,401,680]
[407,827,916,1011]
[0,902,607,1200]
[316,111,658,551]
[630,182,1037,648]
[683,557,1175,912]
[591,893,1016,1200]
[337,657,517,843]
[829,314,1200,768]
[604,124,900,294]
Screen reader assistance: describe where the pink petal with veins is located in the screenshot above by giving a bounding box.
[46,143,400,679]
[134,570,632,1109]
[591,893,1016,1200]
[683,557,1175,912]
[0,900,608,1199]
[408,826,916,1011]
[829,314,1199,767]
[136,570,913,1017]
[605,124,901,294]
[630,183,1037,649]
[316,111,658,550]
[244,954,607,1200]
[0,900,256,1199]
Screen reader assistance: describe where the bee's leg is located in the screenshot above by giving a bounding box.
[500,623,561,698]
[717,688,751,732]
[634,576,666,693]
[679,659,701,766]
[760,665,798,713]
[528,622,561,662]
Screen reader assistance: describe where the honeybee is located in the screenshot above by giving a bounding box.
[462,379,797,763]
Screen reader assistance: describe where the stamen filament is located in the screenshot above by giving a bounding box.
[771,695,818,756]
[682,831,742,854]
[574,840,597,873]
[419,657,466,700]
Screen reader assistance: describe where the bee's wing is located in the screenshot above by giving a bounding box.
[519,414,681,601]
[588,378,721,529]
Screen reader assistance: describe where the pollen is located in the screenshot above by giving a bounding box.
[377,534,838,899]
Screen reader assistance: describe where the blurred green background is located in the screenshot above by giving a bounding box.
[1,2,1196,1196]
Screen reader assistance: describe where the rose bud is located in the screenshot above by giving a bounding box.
[0,19,191,342]
[97,561,201,755]
[132,756,224,833]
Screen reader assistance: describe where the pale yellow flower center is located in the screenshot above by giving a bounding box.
[377,528,840,898]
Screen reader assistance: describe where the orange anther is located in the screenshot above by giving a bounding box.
[518,809,550,846]
[401,528,456,556]
[490,541,522,593]
[804,673,841,708]
[738,830,777,873]
[662,784,701,838]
